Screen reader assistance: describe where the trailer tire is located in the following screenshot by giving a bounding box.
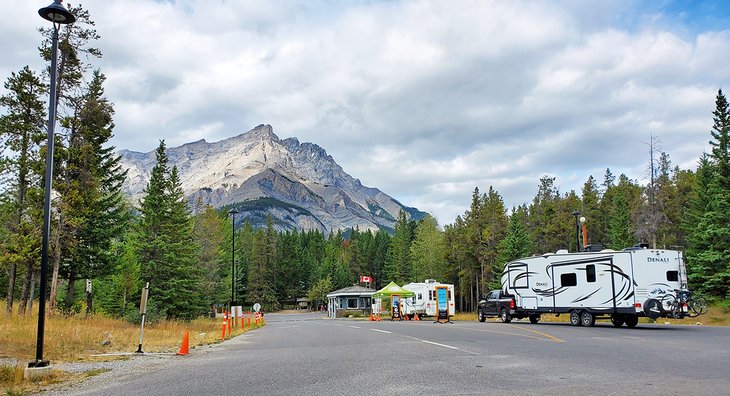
[478,310,486,322]
[611,314,625,327]
[569,310,581,326]
[580,311,596,327]
[624,315,639,328]
[500,308,512,323]
[529,315,540,324]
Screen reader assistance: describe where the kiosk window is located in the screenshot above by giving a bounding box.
[347,298,358,309]
[561,273,577,287]
[666,270,679,282]
[586,265,596,283]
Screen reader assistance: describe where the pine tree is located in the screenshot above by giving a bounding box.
[384,210,413,283]
[0,66,46,315]
[410,215,446,282]
[137,141,203,320]
[495,207,533,289]
[686,89,730,297]
[193,201,226,310]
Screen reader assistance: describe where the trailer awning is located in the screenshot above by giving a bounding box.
[372,282,415,299]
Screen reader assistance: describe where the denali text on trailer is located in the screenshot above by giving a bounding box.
[484,245,699,328]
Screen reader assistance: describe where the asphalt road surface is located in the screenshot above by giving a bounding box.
[54,312,730,395]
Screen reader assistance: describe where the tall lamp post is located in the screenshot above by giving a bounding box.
[228,208,239,310]
[572,210,581,253]
[31,0,75,369]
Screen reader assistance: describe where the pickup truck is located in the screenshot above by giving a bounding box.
[477,290,540,324]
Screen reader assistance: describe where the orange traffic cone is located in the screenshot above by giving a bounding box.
[414,313,420,321]
[369,313,375,321]
[376,313,381,322]
[404,314,409,321]
[177,331,190,355]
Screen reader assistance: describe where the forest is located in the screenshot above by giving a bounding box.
[2,5,729,321]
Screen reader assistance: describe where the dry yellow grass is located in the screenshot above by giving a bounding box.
[0,302,264,364]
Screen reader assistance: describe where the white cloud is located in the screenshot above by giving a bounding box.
[2,0,728,226]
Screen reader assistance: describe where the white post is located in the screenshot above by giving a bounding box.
[136,282,149,353]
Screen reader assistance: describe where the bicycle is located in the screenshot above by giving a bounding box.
[661,289,708,318]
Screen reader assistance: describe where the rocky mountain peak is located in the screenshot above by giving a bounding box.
[118,125,424,233]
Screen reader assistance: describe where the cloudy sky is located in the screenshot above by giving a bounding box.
[3,0,730,224]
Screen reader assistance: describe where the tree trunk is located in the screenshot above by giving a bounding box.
[5,264,17,315]
[27,270,36,313]
[49,215,63,313]
[65,276,76,312]
[18,265,33,316]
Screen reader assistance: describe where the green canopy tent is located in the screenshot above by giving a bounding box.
[373,281,415,299]
[373,282,415,320]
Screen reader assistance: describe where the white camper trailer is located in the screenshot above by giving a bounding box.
[496,246,695,327]
[402,280,455,318]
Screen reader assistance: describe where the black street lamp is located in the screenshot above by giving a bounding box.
[572,209,581,253]
[31,0,75,369]
[228,208,239,309]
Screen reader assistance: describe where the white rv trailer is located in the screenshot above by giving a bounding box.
[500,246,688,327]
[402,280,455,317]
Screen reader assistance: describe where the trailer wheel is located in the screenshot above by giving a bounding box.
[569,310,581,326]
[624,315,639,328]
[529,315,540,324]
[500,308,512,323]
[478,310,486,322]
[580,311,596,327]
[611,314,625,327]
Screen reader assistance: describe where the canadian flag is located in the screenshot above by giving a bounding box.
[360,275,373,283]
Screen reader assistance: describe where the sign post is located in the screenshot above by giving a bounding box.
[434,286,452,324]
[391,294,401,321]
[136,282,150,353]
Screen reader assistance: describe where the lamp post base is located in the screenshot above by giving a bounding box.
[24,363,52,380]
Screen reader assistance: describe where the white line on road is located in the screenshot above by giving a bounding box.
[404,335,476,354]
[349,325,361,329]
[420,340,460,350]
[370,329,392,334]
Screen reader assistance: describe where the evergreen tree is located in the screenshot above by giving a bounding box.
[410,215,446,282]
[495,206,533,289]
[686,89,730,297]
[193,200,226,311]
[384,210,412,283]
[0,66,46,315]
[580,175,603,246]
[137,141,203,320]
[58,71,130,314]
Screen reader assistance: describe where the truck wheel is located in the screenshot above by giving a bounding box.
[611,314,625,327]
[580,311,595,327]
[624,315,639,328]
[478,310,486,322]
[500,308,512,323]
[569,310,581,326]
[529,315,540,324]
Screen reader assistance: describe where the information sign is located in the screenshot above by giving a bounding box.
[391,295,401,321]
[253,303,261,312]
[435,286,451,323]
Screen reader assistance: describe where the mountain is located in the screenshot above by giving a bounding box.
[118,124,426,233]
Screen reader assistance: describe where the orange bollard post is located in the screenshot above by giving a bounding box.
[247,311,251,328]
[227,311,232,334]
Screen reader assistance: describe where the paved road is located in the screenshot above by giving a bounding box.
[55,312,730,395]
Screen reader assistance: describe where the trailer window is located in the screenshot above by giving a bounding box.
[561,273,577,287]
[586,265,596,283]
[417,293,422,301]
[666,270,679,282]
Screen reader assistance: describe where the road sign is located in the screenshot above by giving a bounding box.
[253,303,261,312]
